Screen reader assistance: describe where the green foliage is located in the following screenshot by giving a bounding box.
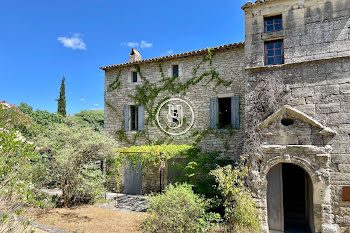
[177,150,231,196]
[34,124,117,207]
[18,102,64,138]
[68,109,104,131]
[105,49,232,146]
[56,76,67,117]
[118,144,193,166]
[110,144,192,192]
[141,183,222,233]
[0,101,37,202]
[211,162,261,233]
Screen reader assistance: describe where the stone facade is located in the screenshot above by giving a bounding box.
[102,0,350,232]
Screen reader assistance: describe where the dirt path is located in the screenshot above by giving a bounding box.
[27,205,147,233]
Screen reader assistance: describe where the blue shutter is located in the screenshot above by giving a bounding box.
[231,96,240,129]
[210,98,218,129]
[138,105,144,131]
[124,104,129,131]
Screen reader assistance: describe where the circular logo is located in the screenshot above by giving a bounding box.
[155,98,195,136]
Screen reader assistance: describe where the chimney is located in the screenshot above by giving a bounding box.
[129,48,142,62]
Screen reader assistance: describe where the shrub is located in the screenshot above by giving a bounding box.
[141,183,221,233]
[211,163,261,233]
[173,149,231,211]
[34,124,117,207]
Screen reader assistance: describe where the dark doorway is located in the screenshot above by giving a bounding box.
[283,163,308,233]
[267,163,314,233]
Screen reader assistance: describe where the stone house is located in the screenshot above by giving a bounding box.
[101,0,350,232]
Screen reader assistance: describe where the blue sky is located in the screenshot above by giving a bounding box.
[0,0,246,114]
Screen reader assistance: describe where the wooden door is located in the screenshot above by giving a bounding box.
[124,161,142,195]
[267,163,284,232]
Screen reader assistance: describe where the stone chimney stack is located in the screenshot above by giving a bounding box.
[129,48,142,62]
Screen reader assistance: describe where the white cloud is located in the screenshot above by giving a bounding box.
[80,98,85,102]
[93,103,99,106]
[140,40,152,48]
[167,49,174,55]
[120,42,139,47]
[57,33,86,50]
[120,40,152,49]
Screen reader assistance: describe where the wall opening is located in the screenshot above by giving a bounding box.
[267,163,314,233]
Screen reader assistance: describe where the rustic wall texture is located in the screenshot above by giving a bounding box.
[102,0,350,232]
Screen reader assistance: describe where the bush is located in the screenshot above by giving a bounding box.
[141,183,221,233]
[34,124,117,207]
[211,163,261,233]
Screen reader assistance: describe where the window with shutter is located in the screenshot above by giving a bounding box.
[210,96,240,129]
[124,104,129,131]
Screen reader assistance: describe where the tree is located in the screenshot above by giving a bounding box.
[66,109,104,131]
[35,124,117,207]
[56,76,66,117]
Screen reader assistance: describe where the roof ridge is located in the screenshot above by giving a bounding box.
[100,42,244,70]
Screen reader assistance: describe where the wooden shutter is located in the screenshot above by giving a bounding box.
[138,105,144,131]
[231,96,240,129]
[124,104,129,131]
[210,98,218,129]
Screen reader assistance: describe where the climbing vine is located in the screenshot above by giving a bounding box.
[105,48,234,146]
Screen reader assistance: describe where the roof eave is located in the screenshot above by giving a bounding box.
[100,42,244,71]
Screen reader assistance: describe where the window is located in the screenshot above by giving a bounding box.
[210,96,239,129]
[265,40,284,65]
[132,72,138,83]
[172,65,179,77]
[218,98,231,129]
[130,105,138,130]
[264,15,282,32]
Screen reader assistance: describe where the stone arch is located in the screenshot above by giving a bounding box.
[260,156,327,233]
[261,155,317,192]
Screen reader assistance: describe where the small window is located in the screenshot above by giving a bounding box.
[218,98,231,129]
[172,65,179,77]
[264,15,282,32]
[265,40,284,65]
[130,105,138,130]
[132,72,138,83]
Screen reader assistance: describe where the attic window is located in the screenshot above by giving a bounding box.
[132,72,138,82]
[281,118,294,126]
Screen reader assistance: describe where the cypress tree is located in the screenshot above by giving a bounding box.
[56,76,67,117]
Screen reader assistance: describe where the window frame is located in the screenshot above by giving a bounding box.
[132,71,138,83]
[264,40,284,66]
[130,105,139,131]
[264,15,283,33]
[172,65,179,77]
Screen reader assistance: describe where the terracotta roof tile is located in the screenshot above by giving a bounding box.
[100,42,244,70]
[242,0,283,10]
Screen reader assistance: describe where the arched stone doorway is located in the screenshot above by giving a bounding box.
[266,163,314,233]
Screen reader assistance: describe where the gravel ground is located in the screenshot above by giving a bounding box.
[99,193,148,212]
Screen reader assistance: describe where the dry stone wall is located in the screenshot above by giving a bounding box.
[104,48,246,159]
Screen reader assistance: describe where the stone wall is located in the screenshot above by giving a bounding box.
[104,47,246,159]
[246,58,350,232]
[244,0,350,68]
[242,0,350,231]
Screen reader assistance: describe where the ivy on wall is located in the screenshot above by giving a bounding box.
[104,48,235,146]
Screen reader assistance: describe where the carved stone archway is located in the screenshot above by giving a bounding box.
[249,105,339,233]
